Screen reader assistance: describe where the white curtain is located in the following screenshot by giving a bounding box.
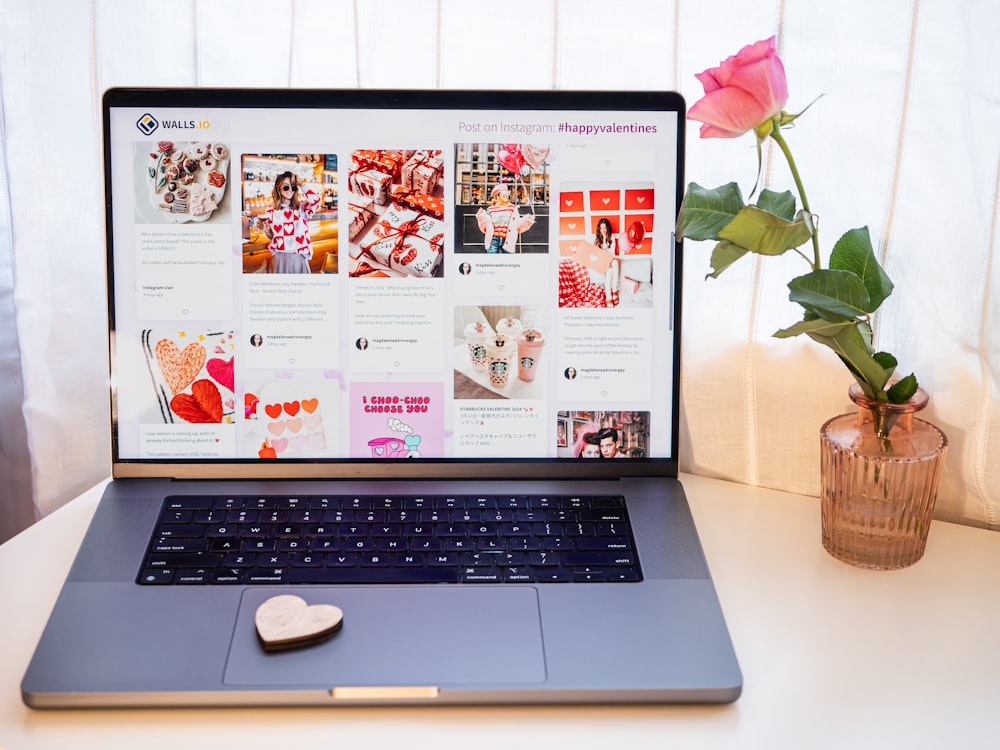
[0,0,997,541]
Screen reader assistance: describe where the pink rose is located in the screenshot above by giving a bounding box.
[688,36,789,139]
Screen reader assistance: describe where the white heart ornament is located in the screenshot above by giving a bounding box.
[255,594,344,652]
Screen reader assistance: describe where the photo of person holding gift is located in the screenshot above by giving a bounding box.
[476,183,535,254]
[260,171,321,274]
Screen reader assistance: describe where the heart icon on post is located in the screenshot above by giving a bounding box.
[255,594,344,652]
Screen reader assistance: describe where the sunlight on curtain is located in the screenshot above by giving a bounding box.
[0,0,996,542]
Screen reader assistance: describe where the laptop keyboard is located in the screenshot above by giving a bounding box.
[138,494,643,585]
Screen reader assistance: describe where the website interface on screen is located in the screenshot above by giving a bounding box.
[108,102,679,463]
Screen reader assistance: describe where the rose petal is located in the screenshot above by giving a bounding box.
[725,54,788,116]
[688,86,772,138]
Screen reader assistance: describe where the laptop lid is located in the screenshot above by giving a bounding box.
[103,88,685,483]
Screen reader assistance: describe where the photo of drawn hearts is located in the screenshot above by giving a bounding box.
[557,182,654,308]
[244,381,329,459]
[141,329,235,424]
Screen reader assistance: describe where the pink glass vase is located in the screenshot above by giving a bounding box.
[819,384,948,570]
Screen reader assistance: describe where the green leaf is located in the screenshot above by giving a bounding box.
[773,317,854,339]
[872,352,897,372]
[706,240,750,279]
[718,205,812,256]
[806,322,890,398]
[829,227,894,313]
[756,189,796,221]
[788,269,871,321]
[887,374,919,404]
[676,182,745,241]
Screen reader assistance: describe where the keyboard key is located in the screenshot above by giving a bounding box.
[288,567,459,584]
[138,568,174,584]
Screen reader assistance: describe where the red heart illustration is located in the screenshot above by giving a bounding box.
[284,210,294,220]
[295,235,305,244]
[170,379,223,423]
[206,356,234,392]
[265,403,283,419]
[284,400,301,417]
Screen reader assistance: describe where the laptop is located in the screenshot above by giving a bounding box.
[22,88,741,707]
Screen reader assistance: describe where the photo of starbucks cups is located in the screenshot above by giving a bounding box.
[516,328,545,382]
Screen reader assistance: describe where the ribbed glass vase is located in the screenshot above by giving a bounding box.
[819,384,948,570]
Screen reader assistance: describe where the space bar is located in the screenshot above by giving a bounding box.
[287,567,460,584]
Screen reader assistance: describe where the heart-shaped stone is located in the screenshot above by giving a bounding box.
[255,594,343,652]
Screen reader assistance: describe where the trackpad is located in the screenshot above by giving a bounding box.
[225,586,546,687]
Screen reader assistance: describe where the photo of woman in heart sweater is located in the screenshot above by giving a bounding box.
[260,171,321,273]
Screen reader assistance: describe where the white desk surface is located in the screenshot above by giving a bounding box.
[2,474,998,749]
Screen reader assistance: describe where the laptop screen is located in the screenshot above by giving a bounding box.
[103,89,684,478]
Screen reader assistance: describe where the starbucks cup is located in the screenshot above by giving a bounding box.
[484,334,515,388]
[464,320,491,371]
[516,328,545,382]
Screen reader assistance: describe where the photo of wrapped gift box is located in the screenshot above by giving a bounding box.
[348,148,446,278]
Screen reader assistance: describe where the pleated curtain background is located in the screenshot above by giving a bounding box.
[0,0,997,542]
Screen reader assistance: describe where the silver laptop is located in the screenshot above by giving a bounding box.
[22,88,741,707]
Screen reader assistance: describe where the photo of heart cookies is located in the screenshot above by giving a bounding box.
[141,141,230,224]
[141,329,235,424]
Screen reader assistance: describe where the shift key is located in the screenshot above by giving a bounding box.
[561,551,636,567]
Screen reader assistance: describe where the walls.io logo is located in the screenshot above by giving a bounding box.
[136,114,159,136]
